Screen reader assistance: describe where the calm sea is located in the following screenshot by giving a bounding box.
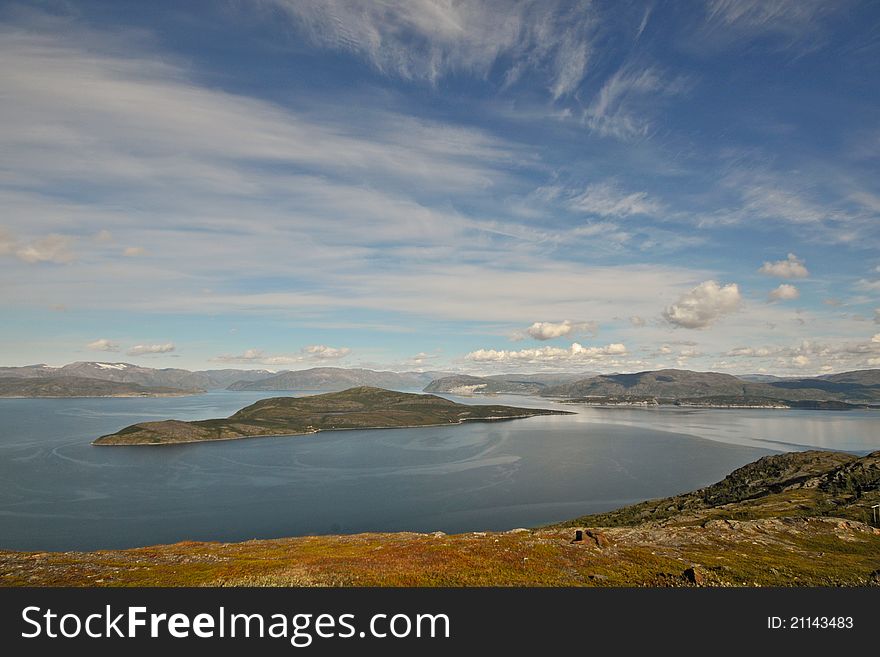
[0,391,877,551]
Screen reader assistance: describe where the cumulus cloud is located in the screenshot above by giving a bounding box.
[629,315,646,327]
[126,343,175,356]
[302,344,351,359]
[13,234,76,264]
[525,320,596,341]
[662,280,741,329]
[123,246,146,257]
[87,338,120,352]
[768,283,800,301]
[758,253,809,279]
[726,338,880,372]
[467,342,626,364]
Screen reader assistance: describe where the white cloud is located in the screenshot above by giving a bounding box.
[409,352,437,366]
[874,308,880,324]
[725,338,880,373]
[662,280,742,329]
[758,253,809,278]
[856,279,880,292]
[872,333,880,343]
[123,246,145,257]
[704,0,839,46]
[727,346,775,357]
[467,342,626,364]
[126,343,175,356]
[569,182,661,217]
[212,345,350,365]
[583,65,687,139]
[525,320,596,341]
[87,338,120,352]
[302,344,351,360]
[741,185,830,224]
[768,283,800,301]
[629,316,646,327]
[14,234,76,264]
[265,0,596,99]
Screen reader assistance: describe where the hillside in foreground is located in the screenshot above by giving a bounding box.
[93,386,570,445]
[2,450,877,587]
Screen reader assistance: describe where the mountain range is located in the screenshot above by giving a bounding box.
[0,362,275,390]
[226,367,447,391]
[0,361,878,403]
[538,368,880,402]
[0,376,199,398]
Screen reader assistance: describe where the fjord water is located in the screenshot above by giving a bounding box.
[0,392,877,551]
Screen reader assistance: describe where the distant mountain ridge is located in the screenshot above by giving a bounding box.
[539,368,880,402]
[0,376,198,398]
[2,362,878,402]
[0,362,275,390]
[227,367,448,391]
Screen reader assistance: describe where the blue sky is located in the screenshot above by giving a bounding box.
[1,0,879,375]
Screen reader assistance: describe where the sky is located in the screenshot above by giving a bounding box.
[1,0,879,376]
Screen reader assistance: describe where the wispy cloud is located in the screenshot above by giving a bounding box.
[263,0,596,99]
[583,65,687,139]
[569,181,661,217]
[702,0,844,49]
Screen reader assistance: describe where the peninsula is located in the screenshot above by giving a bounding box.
[92,386,571,445]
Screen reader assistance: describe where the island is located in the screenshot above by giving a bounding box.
[0,376,202,398]
[92,386,572,445]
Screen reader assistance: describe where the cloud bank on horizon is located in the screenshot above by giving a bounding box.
[0,1,879,376]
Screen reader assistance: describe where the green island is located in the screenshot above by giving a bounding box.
[2,449,877,587]
[92,386,572,445]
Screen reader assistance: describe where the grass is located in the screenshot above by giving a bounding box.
[3,518,878,587]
